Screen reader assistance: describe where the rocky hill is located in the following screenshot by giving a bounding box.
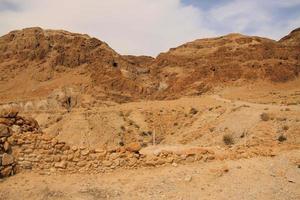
[0,27,299,105]
[150,30,300,99]
[0,27,300,198]
[0,27,155,105]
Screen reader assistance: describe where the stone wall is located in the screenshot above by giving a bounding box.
[0,107,41,177]
[0,124,16,177]
[2,107,285,178]
[0,108,216,177]
[0,109,219,177]
[12,132,214,174]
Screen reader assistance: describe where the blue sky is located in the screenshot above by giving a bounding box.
[0,0,300,56]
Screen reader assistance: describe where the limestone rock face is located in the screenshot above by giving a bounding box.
[0,27,154,104]
[1,27,299,104]
[149,30,300,99]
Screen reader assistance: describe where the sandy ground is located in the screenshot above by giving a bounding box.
[0,150,299,200]
[1,81,300,200]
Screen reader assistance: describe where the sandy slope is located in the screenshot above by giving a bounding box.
[0,82,300,200]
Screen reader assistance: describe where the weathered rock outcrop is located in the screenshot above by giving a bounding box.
[0,27,299,104]
[149,29,300,99]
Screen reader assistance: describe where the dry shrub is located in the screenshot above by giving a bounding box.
[283,125,289,131]
[223,134,234,145]
[260,112,270,121]
[278,135,287,142]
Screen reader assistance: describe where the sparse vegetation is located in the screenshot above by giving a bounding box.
[278,135,287,142]
[223,134,234,145]
[283,125,289,131]
[189,107,198,115]
[240,130,248,138]
[1,24,300,200]
[260,112,270,121]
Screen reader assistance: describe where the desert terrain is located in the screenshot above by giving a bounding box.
[0,27,299,200]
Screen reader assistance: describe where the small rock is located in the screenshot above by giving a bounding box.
[17,138,24,145]
[54,161,67,169]
[19,161,32,169]
[126,142,142,153]
[81,149,90,156]
[77,161,87,167]
[0,124,11,137]
[53,155,61,162]
[3,141,10,152]
[1,166,13,177]
[51,138,58,146]
[71,146,78,151]
[102,160,113,167]
[2,153,14,165]
[184,175,192,182]
[189,108,198,115]
[67,154,74,161]
[0,107,18,118]
[11,125,21,133]
[0,118,14,126]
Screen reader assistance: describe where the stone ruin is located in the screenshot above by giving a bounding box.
[0,108,40,178]
[3,107,275,179]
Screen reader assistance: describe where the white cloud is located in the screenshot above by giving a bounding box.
[0,0,214,56]
[207,0,300,39]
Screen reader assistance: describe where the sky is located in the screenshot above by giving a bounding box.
[0,0,300,56]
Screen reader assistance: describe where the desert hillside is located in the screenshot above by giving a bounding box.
[0,27,299,103]
[0,27,299,200]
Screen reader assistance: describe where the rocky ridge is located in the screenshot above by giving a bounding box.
[0,27,299,105]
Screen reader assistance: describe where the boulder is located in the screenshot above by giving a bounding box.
[2,153,14,165]
[0,118,15,126]
[24,117,40,131]
[0,166,13,177]
[0,107,18,118]
[0,124,11,138]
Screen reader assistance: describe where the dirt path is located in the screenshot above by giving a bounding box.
[211,94,300,110]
